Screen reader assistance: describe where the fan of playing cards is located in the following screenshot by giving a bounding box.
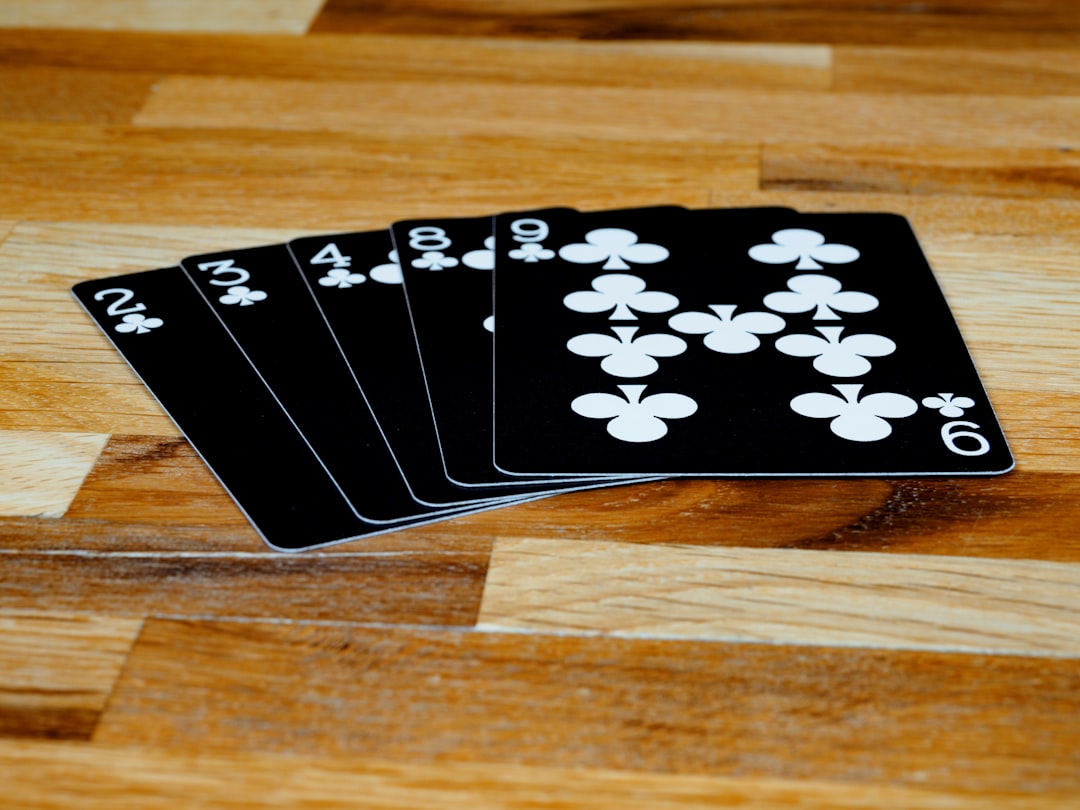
[73,205,1013,551]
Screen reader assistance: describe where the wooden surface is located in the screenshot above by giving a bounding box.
[1,1,1078,806]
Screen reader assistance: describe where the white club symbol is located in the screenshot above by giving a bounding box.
[669,304,785,354]
[219,286,267,306]
[319,267,366,288]
[791,383,917,442]
[764,275,878,321]
[775,326,896,377]
[508,242,555,263]
[114,313,163,334]
[922,393,975,417]
[749,229,860,270]
[463,237,496,270]
[411,251,459,271]
[564,274,679,321]
[558,228,669,270]
[369,250,403,284]
[567,326,687,378]
[572,384,697,443]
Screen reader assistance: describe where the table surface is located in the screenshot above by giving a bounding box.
[2,1,1079,806]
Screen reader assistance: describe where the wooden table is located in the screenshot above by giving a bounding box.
[2,2,1078,806]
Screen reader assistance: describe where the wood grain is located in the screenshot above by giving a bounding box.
[0,122,736,227]
[478,538,1080,655]
[834,46,1080,94]
[2,1,1078,803]
[0,222,294,435]
[0,29,832,90]
[3,739,1075,810]
[424,469,1080,560]
[3,435,1076,561]
[0,612,140,740]
[15,433,500,555]
[923,238,1080,395]
[761,144,1080,200]
[0,550,490,625]
[0,430,108,517]
[94,619,1080,791]
[0,66,154,124]
[135,76,1080,148]
[0,0,325,34]
[309,0,1080,48]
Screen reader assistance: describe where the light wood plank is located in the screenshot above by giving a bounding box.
[0,612,140,739]
[0,29,832,90]
[93,619,1080,791]
[478,538,1080,656]
[0,66,154,124]
[761,143,1080,200]
[835,46,1080,95]
[1,739,1073,810]
[309,0,1080,48]
[713,190,1080,239]
[0,430,108,517]
[991,392,1080,474]
[134,77,1080,149]
[0,0,325,35]
[0,221,296,435]
[926,235,1080,396]
[0,122,725,227]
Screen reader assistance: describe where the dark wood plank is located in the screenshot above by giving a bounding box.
[54,434,500,553]
[310,0,1080,48]
[0,550,489,625]
[462,471,1080,560]
[64,434,266,531]
[761,144,1080,199]
[94,619,1080,792]
[7,434,1076,562]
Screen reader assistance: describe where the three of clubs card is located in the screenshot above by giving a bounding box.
[73,204,1012,551]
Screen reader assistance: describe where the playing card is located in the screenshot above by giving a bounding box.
[71,267,525,551]
[492,207,1013,476]
[179,243,531,522]
[287,228,578,505]
[391,211,650,488]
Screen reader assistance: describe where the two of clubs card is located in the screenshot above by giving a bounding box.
[73,205,1013,552]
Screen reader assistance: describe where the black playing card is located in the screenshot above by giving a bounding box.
[287,228,575,505]
[179,243,532,523]
[71,267,521,552]
[390,211,650,488]
[492,207,1013,476]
